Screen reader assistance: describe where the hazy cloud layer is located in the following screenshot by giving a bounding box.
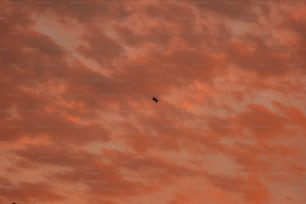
[0,0,305,203]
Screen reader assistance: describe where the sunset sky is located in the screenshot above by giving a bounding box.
[0,0,306,203]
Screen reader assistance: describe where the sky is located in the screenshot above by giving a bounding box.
[0,0,306,203]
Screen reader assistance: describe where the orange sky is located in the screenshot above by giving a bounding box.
[0,0,306,204]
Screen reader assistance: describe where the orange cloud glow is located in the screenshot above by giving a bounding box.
[0,0,305,203]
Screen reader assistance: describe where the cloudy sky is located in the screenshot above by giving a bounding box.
[0,0,306,203]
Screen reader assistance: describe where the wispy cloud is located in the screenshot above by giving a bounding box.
[0,0,305,203]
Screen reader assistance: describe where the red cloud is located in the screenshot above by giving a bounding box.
[0,0,305,203]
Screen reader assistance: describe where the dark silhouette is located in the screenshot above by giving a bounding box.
[152,96,158,103]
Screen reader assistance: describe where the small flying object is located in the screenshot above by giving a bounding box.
[152,96,158,103]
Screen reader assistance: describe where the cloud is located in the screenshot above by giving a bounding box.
[0,178,64,203]
[0,0,305,203]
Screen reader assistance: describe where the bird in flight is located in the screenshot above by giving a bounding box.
[152,96,158,103]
